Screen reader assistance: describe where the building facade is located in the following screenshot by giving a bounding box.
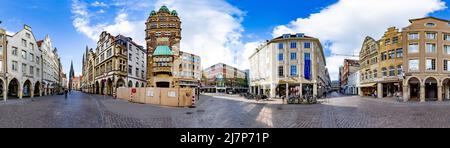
[81,32,147,95]
[120,35,147,89]
[377,27,404,98]
[145,6,200,88]
[202,63,248,93]
[249,33,330,98]
[358,36,380,96]
[359,27,404,98]
[71,76,81,91]
[403,17,450,102]
[81,47,96,93]
[344,71,360,95]
[0,25,63,100]
[331,81,340,92]
[179,51,201,88]
[341,59,359,93]
[38,35,61,95]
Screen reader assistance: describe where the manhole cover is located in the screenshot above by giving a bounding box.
[186,112,193,115]
[197,110,205,113]
[277,107,283,110]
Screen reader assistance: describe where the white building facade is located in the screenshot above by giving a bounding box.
[249,33,330,98]
[4,25,43,100]
[39,35,61,95]
[178,51,201,88]
[345,71,360,95]
[120,35,147,88]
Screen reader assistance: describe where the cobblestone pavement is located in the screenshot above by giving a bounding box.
[1,91,450,128]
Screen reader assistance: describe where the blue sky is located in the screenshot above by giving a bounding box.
[1,0,449,80]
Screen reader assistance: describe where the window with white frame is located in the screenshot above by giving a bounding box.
[382,67,387,77]
[409,33,419,40]
[445,34,450,41]
[396,48,403,58]
[445,45,450,54]
[12,47,18,56]
[397,65,403,76]
[30,66,34,75]
[426,43,436,53]
[22,39,27,47]
[426,59,436,71]
[426,33,436,40]
[12,61,18,71]
[389,66,395,76]
[409,43,419,53]
[444,60,450,72]
[22,63,27,74]
[409,59,419,71]
[21,50,27,59]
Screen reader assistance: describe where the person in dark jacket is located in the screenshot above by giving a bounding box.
[64,89,68,99]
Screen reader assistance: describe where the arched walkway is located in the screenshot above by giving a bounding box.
[116,78,125,88]
[442,78,450,101]
[23,80,32,98]
[107,78,113,96]
[34,81,41,97]
[407,77,421,101]
[128,80,132,88]
[8,78,19,99]
[135,82,139,88]
[100,80,105,95]
[0,79,4,98]
[95,81,100,94]
[424,77,438,101]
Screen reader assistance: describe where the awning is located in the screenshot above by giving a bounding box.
[358,83,377,88]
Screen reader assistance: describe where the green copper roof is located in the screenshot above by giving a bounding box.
[150,10,157,16]
[159,5,170,13]
[171,10,178,16]
[153,46,173,56]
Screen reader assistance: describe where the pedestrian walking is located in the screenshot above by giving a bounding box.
[64,89,68,99]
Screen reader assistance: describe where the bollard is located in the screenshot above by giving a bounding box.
[190,95,196,108]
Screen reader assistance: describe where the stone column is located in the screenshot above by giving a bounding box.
[313,83,318,97]
[39,86,42,97]
[3,83,7,101]
[19,87,23,99]
[377,83,383,99]
[358,87,363,96]
[438,85,443,101]
[286,83,289,97]
[270,84,276,98]
[30,87,34,98]
[446,85,449,100]
[420,84,425,102]
[403,85,409,102]
[299,83,303,98]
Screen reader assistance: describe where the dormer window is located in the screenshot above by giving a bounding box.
[425,23,436,27]
[296,33,304,38]
[282,34,290,39]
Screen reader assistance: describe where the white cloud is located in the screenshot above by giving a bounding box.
[71,0,250,70]
[273,0,447,80]
[97,9,106,14]
[71,0,145,44]
[92,1,108,7]
[155,0,247,69]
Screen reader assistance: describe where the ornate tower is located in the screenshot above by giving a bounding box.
[145,5,182,87]
[69,60,75,91]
